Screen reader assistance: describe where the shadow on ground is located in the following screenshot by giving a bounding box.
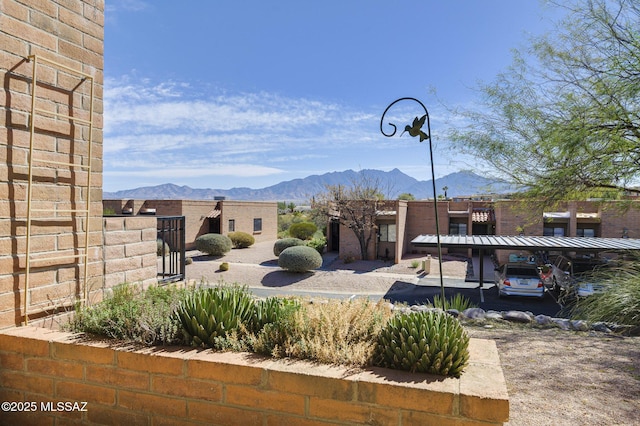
[382,281,566,317]
[261,270,315,287]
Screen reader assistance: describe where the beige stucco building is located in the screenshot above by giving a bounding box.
[102,199,278,250]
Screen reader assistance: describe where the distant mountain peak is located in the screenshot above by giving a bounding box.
[103,169,514,202]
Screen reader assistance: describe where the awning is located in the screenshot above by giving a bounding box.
[577,212,601,223]
[411,234,640,251]
[206,209,221,219]
[544,211,570,221]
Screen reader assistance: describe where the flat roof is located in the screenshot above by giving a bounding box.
[411,234,640,251]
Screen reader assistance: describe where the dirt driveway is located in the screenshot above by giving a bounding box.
[184,241,640,426]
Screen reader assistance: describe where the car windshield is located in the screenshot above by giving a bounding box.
[507,267,538,277]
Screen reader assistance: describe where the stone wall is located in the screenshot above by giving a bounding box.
[0,0,105,328]
[0,327,510,425]
[102,216,157,292]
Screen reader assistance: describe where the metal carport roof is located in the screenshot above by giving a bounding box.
[410,234,640,298]
[411,234,640,252]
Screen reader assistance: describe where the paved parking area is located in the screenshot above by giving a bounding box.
[184,240,566,316]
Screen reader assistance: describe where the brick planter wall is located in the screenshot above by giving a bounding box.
[0,327,509,425]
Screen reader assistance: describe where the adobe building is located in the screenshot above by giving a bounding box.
[103,199,278,249]
[330,199,640,264]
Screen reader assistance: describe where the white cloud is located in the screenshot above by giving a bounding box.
[105,164,285,179]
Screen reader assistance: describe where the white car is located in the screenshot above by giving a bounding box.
[495,263,546,299]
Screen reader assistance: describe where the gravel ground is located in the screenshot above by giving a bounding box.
[183,240,640,426]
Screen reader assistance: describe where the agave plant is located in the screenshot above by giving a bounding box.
[249,297,300,333]
[375,310,470,377]
[175,286,255,348]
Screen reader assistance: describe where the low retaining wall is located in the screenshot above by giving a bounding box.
[0,327,509,425]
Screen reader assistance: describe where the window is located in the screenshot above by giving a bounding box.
[543,226,566,237]
[379,223,396,242]
[449,222,467,235]
[253,218,262,233]
[577,228,596,237]
[228,219,235,232]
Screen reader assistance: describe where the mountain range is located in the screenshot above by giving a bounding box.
[102,169,516,203]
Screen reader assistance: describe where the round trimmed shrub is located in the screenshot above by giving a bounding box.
[228,231,255,249]
[278,245,323,272]
[195,233,232,256]
[273,238,304,256]
[288,222,318,240]
[156,239,170,256]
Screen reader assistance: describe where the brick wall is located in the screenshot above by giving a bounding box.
[1,0,104,327]
[0,327,510,425]
[102,216,157,292]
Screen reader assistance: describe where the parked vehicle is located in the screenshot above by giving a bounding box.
[541,255,573,291]
[542,254,613,293]
[495,263,545,299]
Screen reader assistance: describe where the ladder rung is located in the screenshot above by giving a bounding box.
[31,158,90,169]
[28,54,94,80]
[31,208,89,214]
[29,253,87,263]
[33,107,92,125]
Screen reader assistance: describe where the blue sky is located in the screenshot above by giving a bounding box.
[103,0,562,192]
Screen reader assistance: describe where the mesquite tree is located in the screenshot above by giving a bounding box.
[449,0,640,205]
[313,171,391,261]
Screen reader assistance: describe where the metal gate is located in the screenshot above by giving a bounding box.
[157,216,186,283]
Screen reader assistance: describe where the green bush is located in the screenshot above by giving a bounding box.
[278,245,323,272]
[570,257,640,327]
[67,283,186,345]
[156,239,170,256]
[228,231,255,249]
[305,236,327,255]
[288,222,318,240]
[273,238,304,256]
[428,294,477,312]
[374,310,470,377]
[195,233,232,256]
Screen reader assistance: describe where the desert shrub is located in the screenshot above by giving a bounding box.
[288,222,317,240]
[570,257,640,327]
[156,239,170,256]
[249,297,301,334]
[67,283,187,345]
[428,294,477,312]
[219,262,229,271]
[195,233,232,256]
[273,237,304,256]
[278,245,323,272]
[305,236,327,255]
[252,299,393,366]
[374,310,470,377]
[228,231,255,249]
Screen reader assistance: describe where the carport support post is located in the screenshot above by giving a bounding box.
[478,248,485,303]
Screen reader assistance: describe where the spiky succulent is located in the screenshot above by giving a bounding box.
[375,310,470,377]
[175,286,255,347]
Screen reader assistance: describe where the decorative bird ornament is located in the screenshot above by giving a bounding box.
[400,114,429,142]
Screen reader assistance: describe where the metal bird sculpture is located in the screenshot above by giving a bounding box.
[400,114,429,142]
